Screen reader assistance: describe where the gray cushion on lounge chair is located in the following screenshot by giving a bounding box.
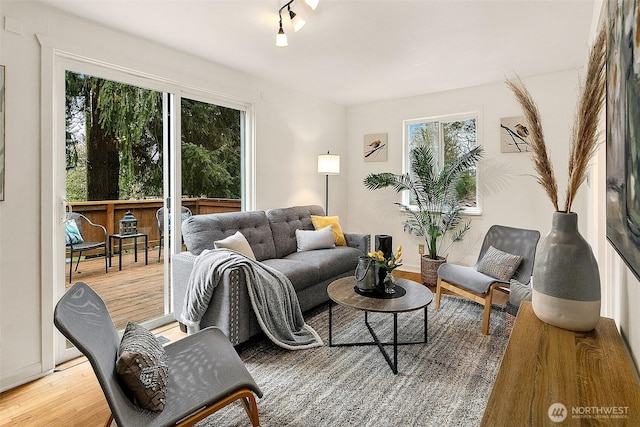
[509,278,532,307]
[437,262,504,294]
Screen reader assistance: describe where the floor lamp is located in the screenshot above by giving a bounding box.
[317,152,340,215]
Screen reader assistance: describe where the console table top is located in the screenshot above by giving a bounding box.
[481,301,640,426]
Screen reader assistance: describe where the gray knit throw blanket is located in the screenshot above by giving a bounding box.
[182,248,323,350]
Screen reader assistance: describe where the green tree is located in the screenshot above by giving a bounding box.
[65,72,161,200]
[66,73,242,201]
[181,98,241,198]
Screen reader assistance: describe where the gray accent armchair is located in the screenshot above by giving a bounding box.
[435,225,540,334]
[54,282,263,427]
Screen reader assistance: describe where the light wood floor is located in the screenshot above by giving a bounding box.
[0,270,497,426]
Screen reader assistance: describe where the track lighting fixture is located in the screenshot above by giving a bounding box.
[275,0,319,47]
[276,24,288,47]
[288,6,305,32]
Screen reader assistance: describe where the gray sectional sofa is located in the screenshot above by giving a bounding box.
[171,205,370,345]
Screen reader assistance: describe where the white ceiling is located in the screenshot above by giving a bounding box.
[40,0,598,106]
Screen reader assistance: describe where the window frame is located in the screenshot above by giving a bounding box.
[402,111,482,215]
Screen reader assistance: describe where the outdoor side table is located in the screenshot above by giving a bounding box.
[109,233,148,271]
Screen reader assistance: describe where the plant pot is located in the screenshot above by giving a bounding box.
[531,212,601,331]
[421,255,446,287]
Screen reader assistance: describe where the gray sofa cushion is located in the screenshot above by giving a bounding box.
[261,258,320,292]
[182,210,277,260]
[267,205,325,259]
[284,246,362,282]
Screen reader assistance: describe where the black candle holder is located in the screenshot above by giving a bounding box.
[375,234,393,287]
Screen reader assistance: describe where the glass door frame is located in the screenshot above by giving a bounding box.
[44,49,255,365]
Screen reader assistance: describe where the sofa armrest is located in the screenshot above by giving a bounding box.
[171,252,198,324]
[171,251,259,345]
[344,232,370,254]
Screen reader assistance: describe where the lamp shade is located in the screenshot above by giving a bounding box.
[291,14,305,32]
[318,153,340,175]
[289,10,306,32]
[276,28,288,47]
[304,0,319,10]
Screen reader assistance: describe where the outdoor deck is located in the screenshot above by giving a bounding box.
[65,248,166,331]
[64,198,241,331]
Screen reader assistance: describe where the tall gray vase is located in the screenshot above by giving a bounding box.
[532,212,601,331]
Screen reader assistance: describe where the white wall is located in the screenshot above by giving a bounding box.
[346,70,587,271]
[2,0,637,393]
[0,1,346,391]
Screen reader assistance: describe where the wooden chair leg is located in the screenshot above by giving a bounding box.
[482,287,495,335]
[435,277,443,310]
[240,394,260,427]
[175,388,260,426]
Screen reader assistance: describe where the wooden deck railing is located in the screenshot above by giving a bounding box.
[69,198,241,254]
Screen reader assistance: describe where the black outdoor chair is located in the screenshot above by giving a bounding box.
[65,212,108,283]
[435,225,540,334]
[156,206,192,262]
[54,281,262,427]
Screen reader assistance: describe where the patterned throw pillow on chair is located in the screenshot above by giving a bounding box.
[116,322,168,412]
[65,220,84,245]
[477,245,523,282]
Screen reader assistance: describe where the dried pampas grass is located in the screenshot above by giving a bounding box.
[505,77,559,211]
[506,25,606,213]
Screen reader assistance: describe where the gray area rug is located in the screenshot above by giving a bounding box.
[196,295,514,427]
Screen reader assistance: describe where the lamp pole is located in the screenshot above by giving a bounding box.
[325,173,329,215]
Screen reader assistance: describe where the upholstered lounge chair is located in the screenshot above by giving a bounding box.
[435,225,540,335]
[54,282,262,427]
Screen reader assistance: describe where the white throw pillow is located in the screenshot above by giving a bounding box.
[214,231,256,260]
[296,225,336,252]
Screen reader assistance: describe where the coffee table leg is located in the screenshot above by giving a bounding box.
[328,301,333,347]
[393,313,398,375]
[365,312,398,375]
[424,306,428,344]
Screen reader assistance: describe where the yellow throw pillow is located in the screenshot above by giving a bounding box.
[310,215,346,246]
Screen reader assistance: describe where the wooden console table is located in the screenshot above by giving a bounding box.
[481,301,640,426]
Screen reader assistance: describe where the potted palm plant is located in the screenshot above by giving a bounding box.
[363,141,483,286]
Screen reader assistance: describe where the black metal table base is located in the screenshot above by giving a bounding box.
[328,302,428,374]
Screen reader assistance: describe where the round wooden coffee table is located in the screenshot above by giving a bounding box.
[327,276,434,374]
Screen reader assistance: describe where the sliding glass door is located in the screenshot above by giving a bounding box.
[54,59,251,364]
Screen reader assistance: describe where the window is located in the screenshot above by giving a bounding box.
[404,113,480,213]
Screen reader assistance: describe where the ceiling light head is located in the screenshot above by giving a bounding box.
[288,7,305,32]
[304,0,319,10]
[276,26,288,47]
